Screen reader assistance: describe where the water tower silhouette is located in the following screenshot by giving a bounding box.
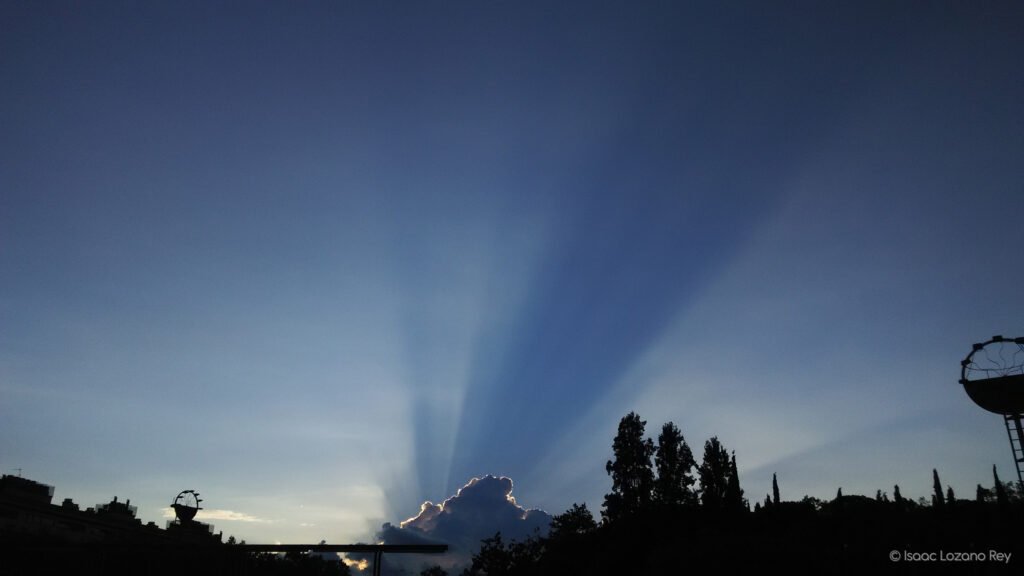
[960,335,1024,484]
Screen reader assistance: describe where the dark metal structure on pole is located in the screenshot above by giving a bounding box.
[960,335,1024,484]
[171,490,202,523]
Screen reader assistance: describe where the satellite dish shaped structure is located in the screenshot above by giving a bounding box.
[172,489,203,523]
[960,335,1024,484]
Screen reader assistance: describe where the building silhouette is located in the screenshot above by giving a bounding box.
[0,474,219,547]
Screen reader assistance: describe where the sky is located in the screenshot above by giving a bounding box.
[2,0,1024,550]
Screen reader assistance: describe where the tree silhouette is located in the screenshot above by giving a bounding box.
[549,503,597,540]
[993,465,1009,506]
[772,473,780,505]
[698,437,731,509]
[724,452,746,511]
[603,412,654,522]
[894,485,903,506]
[421,567,447,576]
[653,421,696,507]
[507,535,544,574]
[464,533,511,576]
[932,469,945,508]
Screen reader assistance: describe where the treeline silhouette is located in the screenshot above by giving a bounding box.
[6,411,1023,575]
[0,538,352,576]
[436,411,1024,575]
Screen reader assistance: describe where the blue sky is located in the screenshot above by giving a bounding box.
[2,1,1023,545]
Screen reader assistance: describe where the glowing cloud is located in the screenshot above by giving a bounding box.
[377,475,551,573]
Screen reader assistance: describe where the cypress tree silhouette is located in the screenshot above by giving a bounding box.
[835,487,842,500]
[698,437,731,510]
[945,486,955,503]
[993,465,1009,506]
[653,422,696,507]
[932,469,945,508]
[603,412,655,522]
[772,473,780,505]
[724,452,746,511]
[894,485,903,506]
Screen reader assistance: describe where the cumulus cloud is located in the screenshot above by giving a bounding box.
[371,476,551,573]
